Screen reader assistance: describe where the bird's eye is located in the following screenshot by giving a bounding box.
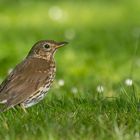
[44,44,50,49]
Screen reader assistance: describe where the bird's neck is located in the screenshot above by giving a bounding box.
[27,53,55,62]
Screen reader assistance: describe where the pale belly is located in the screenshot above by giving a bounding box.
[22,83,51,108]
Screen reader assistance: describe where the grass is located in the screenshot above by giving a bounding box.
[0,86,140,140]
[0,0,140,139]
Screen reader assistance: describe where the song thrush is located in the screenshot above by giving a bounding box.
[0,40,68,112]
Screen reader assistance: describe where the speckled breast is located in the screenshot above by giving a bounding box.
[22,64,56,108]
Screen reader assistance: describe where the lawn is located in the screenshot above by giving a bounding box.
[0,0,140,140]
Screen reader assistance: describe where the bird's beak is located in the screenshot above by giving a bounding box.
[55,41,68,49]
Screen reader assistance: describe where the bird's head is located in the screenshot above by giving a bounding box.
[27,40,68,60]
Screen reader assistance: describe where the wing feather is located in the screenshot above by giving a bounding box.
[0,57,50,112]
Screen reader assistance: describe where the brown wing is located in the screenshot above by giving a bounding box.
[0,57,50,112]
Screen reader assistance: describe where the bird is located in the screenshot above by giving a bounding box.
[0,40,68,112]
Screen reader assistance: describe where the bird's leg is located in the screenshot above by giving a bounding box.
[20,104,28,113]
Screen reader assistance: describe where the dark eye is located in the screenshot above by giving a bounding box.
[44,44,50,49]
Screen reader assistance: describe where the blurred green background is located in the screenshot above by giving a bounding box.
[0,0,140,140]
[0,0,140,97]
